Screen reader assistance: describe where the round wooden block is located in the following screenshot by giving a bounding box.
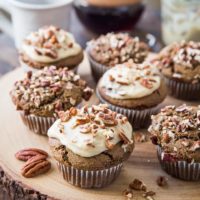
[0,57,200,200]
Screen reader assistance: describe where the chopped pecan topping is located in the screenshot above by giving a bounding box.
[119,131,131,144]
[140,78,153,89]
[10,66,92,117]
[88,33,149,66]
[149,104,200,162]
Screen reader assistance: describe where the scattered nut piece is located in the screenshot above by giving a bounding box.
[123,189,133,200]
[156,176,168,187]
[135,133,148,143]
[143,191,156,200]
[129,179,147,191]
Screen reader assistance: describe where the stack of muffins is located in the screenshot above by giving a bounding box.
[10,26,200,188]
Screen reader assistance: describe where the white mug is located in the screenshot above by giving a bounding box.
[0,0,73,48]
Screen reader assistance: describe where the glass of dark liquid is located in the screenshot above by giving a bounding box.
[73,0,145,34]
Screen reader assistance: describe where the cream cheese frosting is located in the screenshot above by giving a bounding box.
[48,104,133,157]
[99,62,161,99]
[22,26,82,63]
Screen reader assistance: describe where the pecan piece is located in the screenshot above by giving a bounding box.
[58,110,71,122]
[15,148,48,161]
[21,155,51,178]
[140,78,153,89]
[129,179,147,191]
[105,140,114,150]
[122,189,133,199]
[118,131,131,144]
[156,176,168,187]
[82,87,93,101]
[44,49,58,59]
[143,191,156,199]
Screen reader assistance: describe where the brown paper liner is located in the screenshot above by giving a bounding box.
[96,90,162,129]
[57,162,123,188]
[20,112,56,136]
[164,77,200,100]
[86,48,111,82]
[157,146,200,181]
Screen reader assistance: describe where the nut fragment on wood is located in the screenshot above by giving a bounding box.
[156,176,168,187]
[142,191,156,200]
[135,133,148,143]
[129,179,147,191]
[15,148,48,161]
[122,189,133,200]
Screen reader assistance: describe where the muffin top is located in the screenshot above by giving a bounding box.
[87,33,149,66]
[21,26,82,63]
[10,66,93,117]
[48,104,133,157]
[149,104,200,162]
[154,41,200,83]
[99,62,161,100]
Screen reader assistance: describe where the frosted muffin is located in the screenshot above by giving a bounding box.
[19,26,83,71]
[97,62,167,129]
[153,41,200,100]
[149,104,200,181]
[10,66,93,135]
[86,32,149,81]
[48,104,134,188]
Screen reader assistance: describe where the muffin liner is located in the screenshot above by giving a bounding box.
[96,90,162,129]
[20,112,56,136]
[164,77,200,100]
[157,146,200,181]
[86,49,111,82]
[57,162,123,188]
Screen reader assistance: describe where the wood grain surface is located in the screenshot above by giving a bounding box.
[0,55,199,200]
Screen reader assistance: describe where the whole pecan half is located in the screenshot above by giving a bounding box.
[21,154,51,178]
[15,148,48,161]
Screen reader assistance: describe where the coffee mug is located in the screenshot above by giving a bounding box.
[0,0,73,48]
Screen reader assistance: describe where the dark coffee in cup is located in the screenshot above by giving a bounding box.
[73,0,145,34]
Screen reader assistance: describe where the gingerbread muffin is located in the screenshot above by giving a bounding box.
[97,62,167,129]
[48,104,134,188]
[10,66,93,135]
[86,32,149,81]
[149,104,200,181]
[153,41,200,100]
[19,25,83,71]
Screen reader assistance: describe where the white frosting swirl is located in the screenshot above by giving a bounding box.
[48,105,133,157]
[22,26,82,63]
[99,62,161,99]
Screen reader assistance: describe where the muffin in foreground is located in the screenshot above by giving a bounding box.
[97,62,167,129]
[149,104,200,181]
[48,104,134,188]
[10,66,93,135]
[86,32,149,81]
[153,41,200,100]
[19,25,83,71]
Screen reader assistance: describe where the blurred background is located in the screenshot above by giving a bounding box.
[0,0,199,75]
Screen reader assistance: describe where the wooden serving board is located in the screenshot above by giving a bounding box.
[0,56,200,200]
